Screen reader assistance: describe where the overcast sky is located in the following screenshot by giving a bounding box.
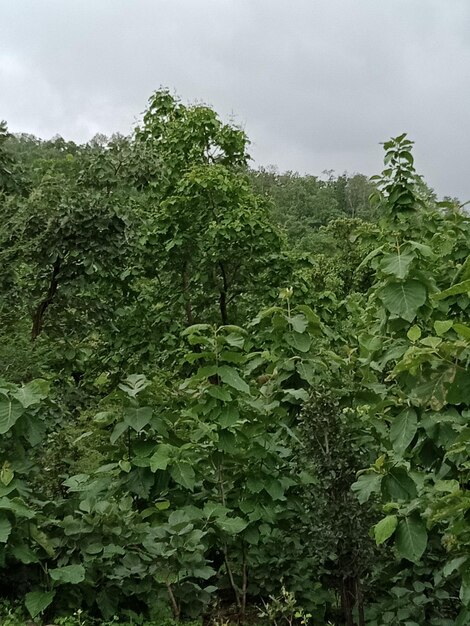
[1,1,469,199]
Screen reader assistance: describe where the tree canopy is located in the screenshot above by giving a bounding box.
[1,92,469,626]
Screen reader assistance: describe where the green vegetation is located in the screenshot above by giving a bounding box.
[1,92,469,626]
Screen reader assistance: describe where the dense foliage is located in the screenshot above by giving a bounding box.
[1,93,469,626]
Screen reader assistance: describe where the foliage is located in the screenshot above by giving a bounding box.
[351,134,470,625]
[1,92,469,626]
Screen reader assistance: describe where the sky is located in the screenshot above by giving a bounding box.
[1,0,469,200]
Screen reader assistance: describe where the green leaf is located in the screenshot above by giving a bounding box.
[224,332,245,349]
[0,399,24,434]
[356,245,385,271]
[380,252,414,279]
[412,367,453,409]
[456,608,470,626]
[195,365,218,380]
[30,524,55,557]
[246,475,264,493]
[110,421,128,444]
[22,415,45,447]
[285,331,312,353]
[374,515,398,545]
[183,323,212,335]
[25,590,55,618]
[217,365,249,394]
[447,370,470,404]
[381,280,427,322]
[218,405,239,427]
[288,314,308,333]
[407,326,421,342]
[434,279,470,301]
[284,388,309,402]
[390,408,418,456]
[118,374,149,398]
[0,465,13,486]
[461,570,470,607]
[434,320,453,336]
[12,379,49,408]
[382,468,417,500]
[149,444,173,472]
[207,386,232,401]
[11,543,39,563]
[124,406,152,432]
[408,240,433,257]
[442,556,468,578]
[170,461,196,490]
[351,473,382,504]
[155,500,171,511]
[0,514,12,542]
[119,460,131,473]
[265,479,285,501]
[49,563,86,584]
[204,502,231,518]
[396,516,427,563]
[0,496,34,518]
[216,516,248,534]
[192,565,217,579]
[454,323,470,339]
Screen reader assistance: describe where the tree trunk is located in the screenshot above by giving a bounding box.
[31,256,61,340]
[356,577,365,626]
[340,577,354,626]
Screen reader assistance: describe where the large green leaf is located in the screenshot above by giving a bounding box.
[433,278,470,301]
[12,379,49,408]
[110,421,128,444]
[170,461,196,490]
[434,320,453,336]
[217,365,249,394]
[118,374,150,398]
[30,524,55,557]
[374,515,398,545]
[0,513,12,542]
[216,516,248,534]
[396,516,427,563]
[381,280,427,322]
[49,563,86,584]
[382,467,417,500]
[0,398,24,434]
[285,331,312,353]
[123,406,152,432]
[454,323,470,340]
[380,252,414,279]
[25,590,55,618]
[149,443,173,472]
[0,496,35,518]
[288,314,308,333]
[11,543,39,563]
[351,473,382,504]
[218,405,239,427]
[390,408,417,456]
[412,367,454,410]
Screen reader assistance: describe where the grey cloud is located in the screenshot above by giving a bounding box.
[1,0,469,199]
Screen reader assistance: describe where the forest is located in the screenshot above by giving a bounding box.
[1,90,470,626]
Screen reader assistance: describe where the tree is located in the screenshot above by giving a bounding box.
[135,90,283,327]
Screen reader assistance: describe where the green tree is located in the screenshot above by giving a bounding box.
[135,90,283,327]
[352,134,470,624]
